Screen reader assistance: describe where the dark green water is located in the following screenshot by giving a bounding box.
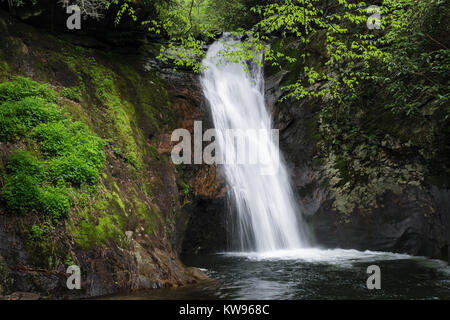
[111,249,450,300]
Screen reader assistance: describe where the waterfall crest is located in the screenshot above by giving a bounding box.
[200,37,310,252]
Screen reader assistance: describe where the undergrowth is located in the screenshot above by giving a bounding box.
[0,77,105,221]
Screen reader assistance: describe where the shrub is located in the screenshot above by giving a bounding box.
[0,76,57,103]
[0,97,63,142]
[0,77,105,220]
[6,150,45,179]
[33,119,105,185]
[1,173,71,220]
[49,155,100,186]
[32,120,73,157]
[61,87,82,102]
[38,187,70,221]
[33,120,105,165]
[29,224,48,242]
[2,173,41,214]
[1,150,71,220]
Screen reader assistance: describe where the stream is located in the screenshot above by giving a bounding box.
[111,249,450,300]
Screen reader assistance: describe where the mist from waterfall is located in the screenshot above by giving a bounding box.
[200,37,310,252]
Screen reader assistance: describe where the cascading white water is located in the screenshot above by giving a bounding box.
[200,37,310,252]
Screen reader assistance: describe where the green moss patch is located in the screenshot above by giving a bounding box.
[0,77,106,221]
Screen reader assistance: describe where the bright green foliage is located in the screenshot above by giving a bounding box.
[71,56,142,168]
[152,0,256,35]
[0,97,63,141]
[61,87,82,102]
[0,76,57,103]
[49,154,101,186]
[128,0,388,100]
[29,223,52,242]
[2,170,42,213]
[143,1,216,72]
[158,34,213,73]
[64,253,74,267]
[0,77,106,221]
[381,0,449,116]
[180,181,190,195]
[32,120,105,171]
[315,0,450,211]
[37,186,71,221]
[6,150,45,180]
[2,150,71,220]
[106,0,137,25]
[244,0,386,99]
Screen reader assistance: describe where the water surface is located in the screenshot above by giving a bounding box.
[111,249,450,300]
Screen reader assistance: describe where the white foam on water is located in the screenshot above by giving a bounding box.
[221,248,415,263]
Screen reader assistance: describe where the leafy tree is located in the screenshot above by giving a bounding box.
[314,0,450,211]
[112,0,388,99]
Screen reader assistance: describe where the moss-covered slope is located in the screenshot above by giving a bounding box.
[0,10,206,298]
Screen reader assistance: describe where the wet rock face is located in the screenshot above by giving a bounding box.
[265,67,329,223]
[266,60,450,262]
[0,194,207,299]
[159,64,229,255]
[0,215,68,298]
[312,189,450,260]
[181,164,228,255]
[182,196,229,255]
[0,255,13,296]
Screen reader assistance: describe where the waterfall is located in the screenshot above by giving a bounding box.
[200,37,310,252]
